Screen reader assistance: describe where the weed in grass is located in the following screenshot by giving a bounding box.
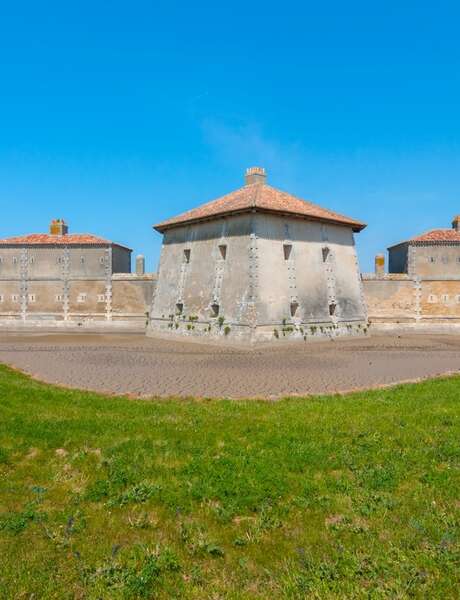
[0,447,9,464]
[179,521,225,558]
[85,544,181,598]
[108,482,161,507]
[0,502,45,534]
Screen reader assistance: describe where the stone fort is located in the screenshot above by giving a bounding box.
[0,219,155,332]
[1,167,460,339]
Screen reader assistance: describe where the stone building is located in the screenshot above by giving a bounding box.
[363,216,460,328]
[388,216,460,276]
[148,167,367,342]
[0,219,155,331]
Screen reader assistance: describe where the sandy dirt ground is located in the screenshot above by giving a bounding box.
[1,332,460,399]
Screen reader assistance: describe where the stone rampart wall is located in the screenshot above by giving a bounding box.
[362,273,460,326]
[0,274,156,332]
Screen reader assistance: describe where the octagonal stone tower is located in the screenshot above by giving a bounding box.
[148,168,367,343]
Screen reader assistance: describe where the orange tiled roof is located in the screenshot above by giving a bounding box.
[410,229,460,243]
[154,183,366,232]
[0,233,131,250]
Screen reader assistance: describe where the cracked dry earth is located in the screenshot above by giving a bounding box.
[1,333,460,399]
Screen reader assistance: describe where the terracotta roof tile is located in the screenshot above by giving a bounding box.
[154,183,366,232]
[410,229,460,243]
[0,233,131,250]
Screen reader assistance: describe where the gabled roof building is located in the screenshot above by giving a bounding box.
[149,167,367,343]
[0,219,155,329]
[0,219,131,276]
[388,216,460,277]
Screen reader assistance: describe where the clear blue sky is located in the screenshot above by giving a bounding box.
[1,1,459,272]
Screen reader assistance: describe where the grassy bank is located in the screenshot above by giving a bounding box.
[0,364,459,599]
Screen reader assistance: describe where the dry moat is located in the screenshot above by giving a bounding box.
[1,333,460,398]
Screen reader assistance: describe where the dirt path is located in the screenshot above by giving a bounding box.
[0,332,460,398]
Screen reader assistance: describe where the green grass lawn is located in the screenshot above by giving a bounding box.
[0,364,459,599]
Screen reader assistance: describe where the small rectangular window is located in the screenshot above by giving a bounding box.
[322,246,330,262]
[57,256,64,264]
[77,293,87,303]
[175,302,183,315]
[218,244,227,260]
[290,301,299,317]
[28,294,36,303]
[441,294,449,304]
[211,302,220,317]
[80,257,85,264]
[12,294,20,303]
[12,257,18,264]
[429,257,436,263]
[283,243,292,261]
[30,257,35,264]
[428,294,437,304]
[0,295,4,303]
[329,302,336,316]
[97,294,106,303]
[99,256,106,265]
[55,294,64,302]
[183,249,191,263]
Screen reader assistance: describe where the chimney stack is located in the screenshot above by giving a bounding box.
[245,166,266,186]
[452,216,460,232]
[50,219,68,236]
[136,254,145,275]
[375,254,385,277]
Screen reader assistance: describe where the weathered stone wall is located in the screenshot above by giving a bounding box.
[0,274,156,331]
[419,280,460,320]
[112,275,155,322]
[361,275,415,322]
[255,214,366,327]
[0,245,131,279]
[388,243,409,274]
[0,248,22,278]
[362,274,460,326]
[112,245,132,274]
[409,244,460,278]
[0,281,22,318]
[26,281,66,320]
[150,215,254,332]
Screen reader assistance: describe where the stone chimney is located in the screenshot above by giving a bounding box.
[49,219,68,236]
[375,253,385,277]
[136,255,145,275]
[245,166,266,186]
[452,216,460,232]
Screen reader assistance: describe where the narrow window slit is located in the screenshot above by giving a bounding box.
[290,301,299,317]
[219,244,227,259]
[329,303,336,316]
[322,246,330,262]
[175,303,183,315]
[183,249,191,263]
[211,303,220,317]
[283,243,292,260]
